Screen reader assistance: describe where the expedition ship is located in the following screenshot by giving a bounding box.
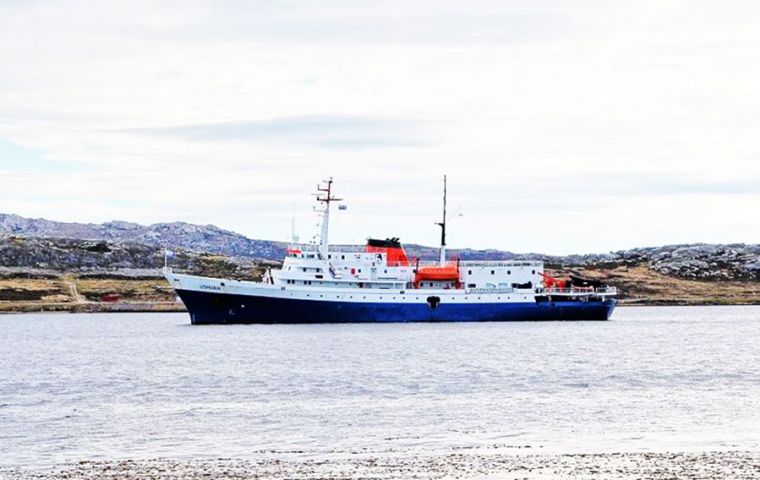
[164,178,617,324]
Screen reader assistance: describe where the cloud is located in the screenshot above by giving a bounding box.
[127,115,434,149]
[0,139,80,172]
[1,1,760,253]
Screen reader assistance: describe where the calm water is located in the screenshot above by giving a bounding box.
[1,306,759,468]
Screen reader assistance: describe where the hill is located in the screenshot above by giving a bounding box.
[0,213,283,260]
[1,213,759,311]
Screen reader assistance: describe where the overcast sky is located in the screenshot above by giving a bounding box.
[1,0,759,254]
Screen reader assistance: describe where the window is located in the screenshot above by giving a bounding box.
[467,283,476,288]
[491,270,495,275]
[507,270,511,275]
[341,255,345,260]
[532,270,536,274]
[468,270,472,275]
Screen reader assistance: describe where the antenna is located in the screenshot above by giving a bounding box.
[436,174,447,266]
[314,177,342,259]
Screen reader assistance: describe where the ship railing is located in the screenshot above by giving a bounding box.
[542,286,618,295]
[287,243,368,253]
[595,286,617,295]
[467,287,515,294]
[459,260,543,267]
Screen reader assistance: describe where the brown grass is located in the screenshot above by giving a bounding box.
[550,265,760,305]
[2,267,759,313]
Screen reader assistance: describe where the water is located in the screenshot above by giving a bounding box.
[1,306,759,468]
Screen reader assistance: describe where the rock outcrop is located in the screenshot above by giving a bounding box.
[610,244,760,281]
[0,236,266,280]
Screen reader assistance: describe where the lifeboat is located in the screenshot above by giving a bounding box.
[414,262,461,288]
[538,271,568,289]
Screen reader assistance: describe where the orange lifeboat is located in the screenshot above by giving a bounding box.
[414,262,461,288]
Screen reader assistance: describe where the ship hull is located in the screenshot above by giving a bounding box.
[176,289,616,324]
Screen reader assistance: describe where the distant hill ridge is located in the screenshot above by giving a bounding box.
[0,213,283,260]
[1,213,759,281]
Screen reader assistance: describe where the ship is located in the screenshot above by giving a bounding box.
[164,177,617,324]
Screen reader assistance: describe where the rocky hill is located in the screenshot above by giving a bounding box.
[1,213,759,311]
[0,213,283,260]
[2,213,758,282]
[0,235,270,280]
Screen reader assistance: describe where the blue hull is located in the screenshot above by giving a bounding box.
[176,290,616,324]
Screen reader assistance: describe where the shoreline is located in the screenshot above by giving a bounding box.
[2,300,760,315]
[4,450,760,479]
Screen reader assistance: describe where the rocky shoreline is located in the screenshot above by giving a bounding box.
[4,451,759,479]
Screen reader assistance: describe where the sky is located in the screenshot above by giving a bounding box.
[1,0,759,254]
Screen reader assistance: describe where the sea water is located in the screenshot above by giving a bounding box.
[1,306,759,467]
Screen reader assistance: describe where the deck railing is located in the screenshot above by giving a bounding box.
[542,286,618,295]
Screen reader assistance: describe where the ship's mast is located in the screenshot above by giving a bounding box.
[314,177,342,259]
[436,174,447,266]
